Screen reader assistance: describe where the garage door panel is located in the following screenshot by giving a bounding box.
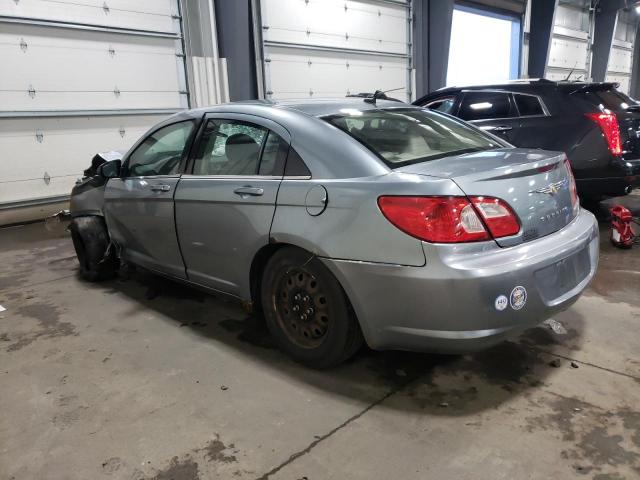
[608,47,633,75]
[0,177,79,205]
[260,0,410,102]
[1,41,180,95]
[606,74,631,95]
[548,36,588,70]
[263,0,407,54]
[266,47,406,99]
[0,114,166,201]
[0,0,177,33]
[0,90,182,111]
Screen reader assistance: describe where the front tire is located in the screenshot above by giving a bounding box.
[261,247,363,368]
[70,216,117,281]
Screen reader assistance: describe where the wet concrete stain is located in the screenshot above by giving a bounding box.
[200,435,238,464]
[5,302,77,352]
[526,394,640,476]
[101,456,124,474]
[149,456,200,480]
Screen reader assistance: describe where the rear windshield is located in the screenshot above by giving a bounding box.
[324,108,503,167]
[575,89,639,112]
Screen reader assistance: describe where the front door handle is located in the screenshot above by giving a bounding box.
[150,184,171,192]
[489,125,513,132]
[234,186,264,197]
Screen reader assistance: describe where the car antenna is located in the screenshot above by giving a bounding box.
[564,63,577,82]
[364,86,404,104]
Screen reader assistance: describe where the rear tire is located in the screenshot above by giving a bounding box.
[261,246,363,368]
[70,216,117,282]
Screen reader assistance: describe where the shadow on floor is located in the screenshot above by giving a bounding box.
[90,266,586,417]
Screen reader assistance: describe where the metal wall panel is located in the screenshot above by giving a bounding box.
[259,0,411,101]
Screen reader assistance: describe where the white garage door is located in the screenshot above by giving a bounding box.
[606,11,635,95]
[258,0,411,102]
[0,0,188,213]
[545,0,591,82]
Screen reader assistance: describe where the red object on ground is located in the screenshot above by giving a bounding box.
[610,205,636,248]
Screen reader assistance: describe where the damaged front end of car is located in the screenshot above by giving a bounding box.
[70,150,124,218]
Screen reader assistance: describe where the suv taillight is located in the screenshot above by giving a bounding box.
[586,112,622,155]
[377,196,520,243]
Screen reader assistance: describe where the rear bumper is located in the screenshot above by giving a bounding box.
[576,158,640,196]
[321,208,599,353]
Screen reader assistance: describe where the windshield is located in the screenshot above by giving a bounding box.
[324,108,504,167]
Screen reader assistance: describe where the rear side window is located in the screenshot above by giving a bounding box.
[514,94,545,116]
[459,92,514,121]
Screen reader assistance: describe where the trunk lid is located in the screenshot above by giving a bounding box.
[396,148,578,247]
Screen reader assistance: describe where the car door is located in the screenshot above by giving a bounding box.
[174,113,290,296]
[457,91,520,143]
[103,119,198,279]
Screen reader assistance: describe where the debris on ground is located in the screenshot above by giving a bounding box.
[221,385,229,391]
[570,361,579,369]
[439,402,449,408]
[549,359,561,368]
[543,318,567,335]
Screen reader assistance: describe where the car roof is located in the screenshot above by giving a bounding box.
[184,98,415,118]
[416,80,620,101]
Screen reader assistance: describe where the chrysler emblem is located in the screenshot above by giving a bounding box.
[530,178,567,195]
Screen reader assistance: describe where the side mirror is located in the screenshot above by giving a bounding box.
[97,159,122,179]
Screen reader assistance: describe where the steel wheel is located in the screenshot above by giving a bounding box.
[274,267,330,349]
[261,246,363,368]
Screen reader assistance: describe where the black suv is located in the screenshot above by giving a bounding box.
[414,80,640,200]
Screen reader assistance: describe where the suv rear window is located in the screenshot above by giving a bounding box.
[324,108,503,167]
[576,89,638,112]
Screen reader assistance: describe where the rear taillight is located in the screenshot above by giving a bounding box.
[564,159,580,213]
[377,196,520,243]
[586,112,622,155]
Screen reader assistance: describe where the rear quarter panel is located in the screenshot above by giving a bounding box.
[270,173,464,267]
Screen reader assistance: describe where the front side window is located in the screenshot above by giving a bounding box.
[425,96,457,114]
[514,94,545,116]
[459,92,514,121]
[127,121,195,176]
[193,120,268,175]
[324,108,503,168]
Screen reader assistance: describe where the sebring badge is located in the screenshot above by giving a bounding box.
[529,178,567,195]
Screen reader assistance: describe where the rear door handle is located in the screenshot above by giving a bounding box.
[489,125,513,132]
[234,186,264,197]
[150,184,171,192]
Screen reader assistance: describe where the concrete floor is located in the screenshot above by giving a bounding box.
[1,199,639,480]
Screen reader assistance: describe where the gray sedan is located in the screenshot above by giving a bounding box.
[69,99,599,368]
